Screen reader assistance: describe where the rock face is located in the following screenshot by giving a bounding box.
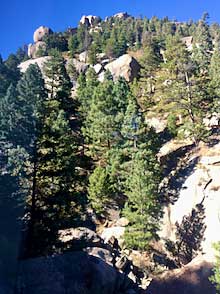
[58,227,104,248]
[16,251,139,294]
[160,141,220,261]
[113,12,131,19]
[147,256,215,294]
[101,226,125,248]
[33,26,53,43]
[93,63,103,74]
[80,15,101,26]
[18,56,50,73]
[28,41,46,59]
[79,51,88,63]
[105,54,140,82]
[85,247,114,265]
[181,36,193,51]
[66,58,89,74]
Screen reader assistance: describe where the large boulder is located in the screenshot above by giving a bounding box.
[79,51,88,63]
[66,58,89,74]
[105,54,140,82]
[146,256,215,294]
[80,15,101,26]
[93,63,103,74]
[16,251,139,294]
[113,12,131,19]
[28,41,46,59]
[18,56,50,73]
[33,26,53,43]
[101,226,125,248]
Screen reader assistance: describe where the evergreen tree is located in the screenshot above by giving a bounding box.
[27,50,83,256]
[88,166,112,215]
[132,41,161,109]
[209,37,220,111]
[68,34,79,57]
[158,35,209,143]
[193,13,212,74]
[43,49,73,115]
[209,242,220,294]
[123,151,162,251]
[88,43,98,65]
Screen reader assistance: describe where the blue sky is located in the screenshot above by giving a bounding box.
[1,0,220,59]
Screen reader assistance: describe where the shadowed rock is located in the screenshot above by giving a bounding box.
[147,257,215,294]
[16,251,140,294]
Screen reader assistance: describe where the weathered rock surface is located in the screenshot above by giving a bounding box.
[85,247,114,265]
[16,251,140,294]
[67,58,88,74]
[105,54,140,82]
[58,227,104,248]
[28,41,46,59]
[145,116,167,133]
[181,36,193,51]
[160,141,220,261]
[147,256,215,294]
[93,63,103,74]
[113,12,131,19]
[115,217,129,227]
[101,226,125,248]
[18,56,50,73]
[79,50,88,62]
[80,15,101,26]
[33,26,53,43]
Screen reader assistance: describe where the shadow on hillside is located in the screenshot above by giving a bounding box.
[160,143,198,205]
[0,175,24,293]
[15,251,141,294]
[165,203,206,268]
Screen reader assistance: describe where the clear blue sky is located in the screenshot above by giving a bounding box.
[1,0,220,59]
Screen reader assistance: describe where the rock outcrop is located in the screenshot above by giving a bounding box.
[147,256,215,294]
[66,58,89,74]
[33,26,53,43]
[28,41,46,59]
[58,227,104,248]
[80,15,101,26]
[113,12,131,19]
[18,56,50,73]
[16,251,140,294]
[28,26,53,58]
[101,226,125,248]
[105,54,140,82]
[160,141,220,261]
[181,36,193,51]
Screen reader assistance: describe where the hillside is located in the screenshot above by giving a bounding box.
[0,12,220,294]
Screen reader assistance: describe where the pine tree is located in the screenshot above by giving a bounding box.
[132,41,161,109]
[193,13,212,74]
[43,49,73,115]
[209,242,220,294]
[158,35,209,144]
[123,151,162,251]
[82,77,116,157]
[88,166,112,215]
[0,84,18,144]
[27,50,83,256]
[120,95,162,251]
[209,36,220,111]
[68,34,79,57]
